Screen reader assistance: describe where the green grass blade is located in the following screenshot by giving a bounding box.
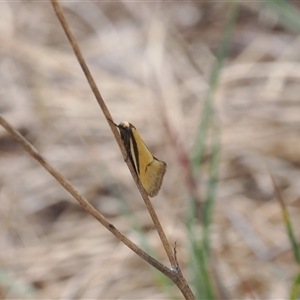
[283,208,300,265]
[263,0,300,33]
[202,124,220,256]
[186,3,239,298]
[290,271,300,300]
[191,2,239,173]
[271,174,300,299]
[271,174,300,265]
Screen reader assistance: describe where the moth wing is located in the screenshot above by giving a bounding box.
[129,126,167,197]
[142,159,167,197]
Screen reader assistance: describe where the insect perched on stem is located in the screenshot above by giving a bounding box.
[112,121,167,197]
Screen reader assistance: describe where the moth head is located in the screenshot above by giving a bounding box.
[118,121,130,128]
[117,121,136,131]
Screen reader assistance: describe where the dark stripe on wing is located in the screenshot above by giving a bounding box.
[118,123,140,175]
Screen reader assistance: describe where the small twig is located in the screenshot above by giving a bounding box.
[173,241,179,272]
[50,0,178,270]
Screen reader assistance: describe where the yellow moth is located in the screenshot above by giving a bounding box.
[115,121,167,197]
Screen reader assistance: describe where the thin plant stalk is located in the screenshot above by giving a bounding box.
[50,0,178,270]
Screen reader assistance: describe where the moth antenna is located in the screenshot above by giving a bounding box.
[107,118,118,127]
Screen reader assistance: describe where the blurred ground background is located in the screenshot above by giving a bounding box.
[1,1,300,299]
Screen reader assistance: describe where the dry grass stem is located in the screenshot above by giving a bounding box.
[50,0,178,272]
